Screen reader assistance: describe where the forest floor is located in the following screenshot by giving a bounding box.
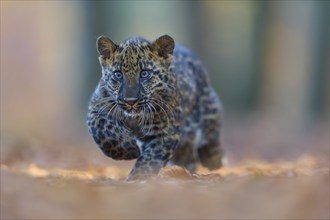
[1,119,329,219]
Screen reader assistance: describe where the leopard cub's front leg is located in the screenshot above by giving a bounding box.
[87,114,141,160]
[127,135,179,181]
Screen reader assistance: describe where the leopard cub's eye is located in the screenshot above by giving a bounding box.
[140,70,153,80]
[113,71,123,80]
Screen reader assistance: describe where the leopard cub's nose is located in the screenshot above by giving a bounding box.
[124,97,138,106]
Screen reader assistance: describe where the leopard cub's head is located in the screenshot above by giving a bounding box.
[95,35,176,117]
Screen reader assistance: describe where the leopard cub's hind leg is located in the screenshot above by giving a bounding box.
[198,139,224,170]
[197,90,224,170]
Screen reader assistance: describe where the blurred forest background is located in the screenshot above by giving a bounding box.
[1,1,329,219]
[1,0,328,163]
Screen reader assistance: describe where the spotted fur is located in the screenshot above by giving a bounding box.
[87,35,224,180]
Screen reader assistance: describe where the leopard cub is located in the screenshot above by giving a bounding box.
[87,35,224,180]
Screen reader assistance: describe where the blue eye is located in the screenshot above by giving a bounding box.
[113,71,123,80]
[140,70,152,80]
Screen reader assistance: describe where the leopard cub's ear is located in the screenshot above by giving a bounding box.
[151,35,175,64]
[96,36,118,60]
